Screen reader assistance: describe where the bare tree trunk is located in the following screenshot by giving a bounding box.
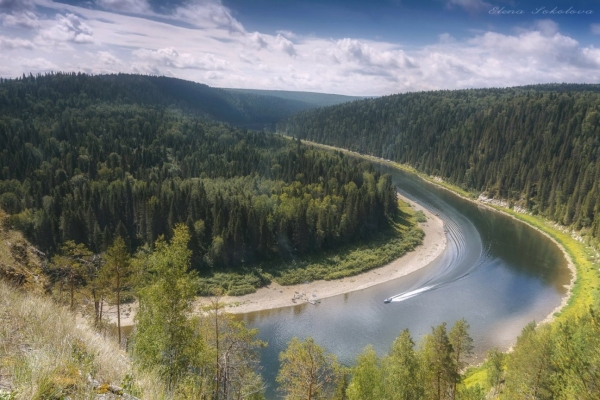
[117,272,121,346]
[70,271,74,310]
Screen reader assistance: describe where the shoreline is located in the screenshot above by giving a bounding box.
[109,193,447,326]
[195,193,447,315]
[294,138,577,325]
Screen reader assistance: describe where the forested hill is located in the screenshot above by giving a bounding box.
[280,84,600,244]
[0,73,399,278]
[0,73,317,128]
[223,88,364,107]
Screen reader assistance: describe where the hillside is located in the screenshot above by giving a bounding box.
[0,73,316,129]
[0,72,413,296]
[279,84,600,246]
[0,210,48,295]
[223,88,364,108]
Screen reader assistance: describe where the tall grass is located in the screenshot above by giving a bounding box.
[0,282,168,399]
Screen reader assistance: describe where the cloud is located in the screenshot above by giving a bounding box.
[275,34,296,57]
[0,0,35,12]
[1,10,40,29]
[130,61,161,75]
[1,0,599,95]
[95,0,151,14]
[132,47,229,71]
[592,24,600,35]
[38,13,94,45]
[535,19,559,37]
[96,51,121,66]
[172,1,244,33]
[276,30,297,40]
[0,35,35,50]
[249,32,268,49]
[19,57,58,71]
[446,0,491,12]
[336,38,415,69]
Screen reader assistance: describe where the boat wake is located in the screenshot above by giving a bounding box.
[388,285,436,302]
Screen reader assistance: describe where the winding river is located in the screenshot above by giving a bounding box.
[241,164,571,398]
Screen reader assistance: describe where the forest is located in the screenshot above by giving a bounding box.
[2,74,600,399]
[0,73,406,295]
[280,84,600,246]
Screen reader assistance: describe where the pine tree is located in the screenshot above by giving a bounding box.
[277,337,341,400]
[100,236,134,345]
[133,224,202,391]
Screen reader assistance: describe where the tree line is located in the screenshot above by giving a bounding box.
[280,84,600,247]
[0,73,398,277]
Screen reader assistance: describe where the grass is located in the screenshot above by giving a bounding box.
[274,201,423,285]
[197,199,424,295]
[0,280,170,399]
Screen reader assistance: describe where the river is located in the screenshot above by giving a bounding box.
[241,164,571,398]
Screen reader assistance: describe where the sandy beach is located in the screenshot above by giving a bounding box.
[107,194,446,326]
[195,194,446,314]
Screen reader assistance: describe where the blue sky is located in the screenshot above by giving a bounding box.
[0,0,599,95]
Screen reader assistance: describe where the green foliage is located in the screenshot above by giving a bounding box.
[503,323,553,399]
[484,348,504,397]
[420,322,460,400]
[100,236,135,344]
[281,85,600,243]
[277,337,342,400]
[382,329,423,399]
[414,210,427,223]
[457,384,485,400]
[0,74,398,281]
[133,224,201,390]
[347,345,383,400]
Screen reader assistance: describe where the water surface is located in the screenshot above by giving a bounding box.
[242,165,570,398]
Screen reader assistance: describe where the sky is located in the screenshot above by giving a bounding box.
[0,0,599,95]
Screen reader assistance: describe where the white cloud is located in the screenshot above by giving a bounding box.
[275,34,296,57]
[446,0,491,12]
[534,19,559,37]
[592,24,600,35]
[276,30,296,40]
[0,0,35,11]
[19,56,58,71]
[0,35,35,50]
[132,47,230,71]
[0,0,599,96]
[249,32,268,50]
[172,1,244,33]
[96,0,151,14]
[96,50,121,65]
[38,13,94,45]
[1,11,40,29]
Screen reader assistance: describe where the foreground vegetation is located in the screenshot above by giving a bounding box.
[296,138,600,399]
[0,73,413,296]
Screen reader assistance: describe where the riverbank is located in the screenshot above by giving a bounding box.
[108,193,446,323]
[294,138,585,324]
[195,194,446,314]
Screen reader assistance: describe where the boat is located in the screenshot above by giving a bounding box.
[384,298,392,304]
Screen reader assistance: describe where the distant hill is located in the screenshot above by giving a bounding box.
[223,88,364,108]
[280,83,600,243]
[0,73,321,129]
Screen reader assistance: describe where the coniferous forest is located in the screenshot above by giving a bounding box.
[280,85,600,246]
[2,73,600,399]
[0,73,399,277]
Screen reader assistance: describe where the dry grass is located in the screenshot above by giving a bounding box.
[0,210,48,295]
[0,278,170,399]
[0,281,122,398]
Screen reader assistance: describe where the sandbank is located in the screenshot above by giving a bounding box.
[195,194,446,314]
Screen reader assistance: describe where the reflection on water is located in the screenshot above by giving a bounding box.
[242,165,570,398]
